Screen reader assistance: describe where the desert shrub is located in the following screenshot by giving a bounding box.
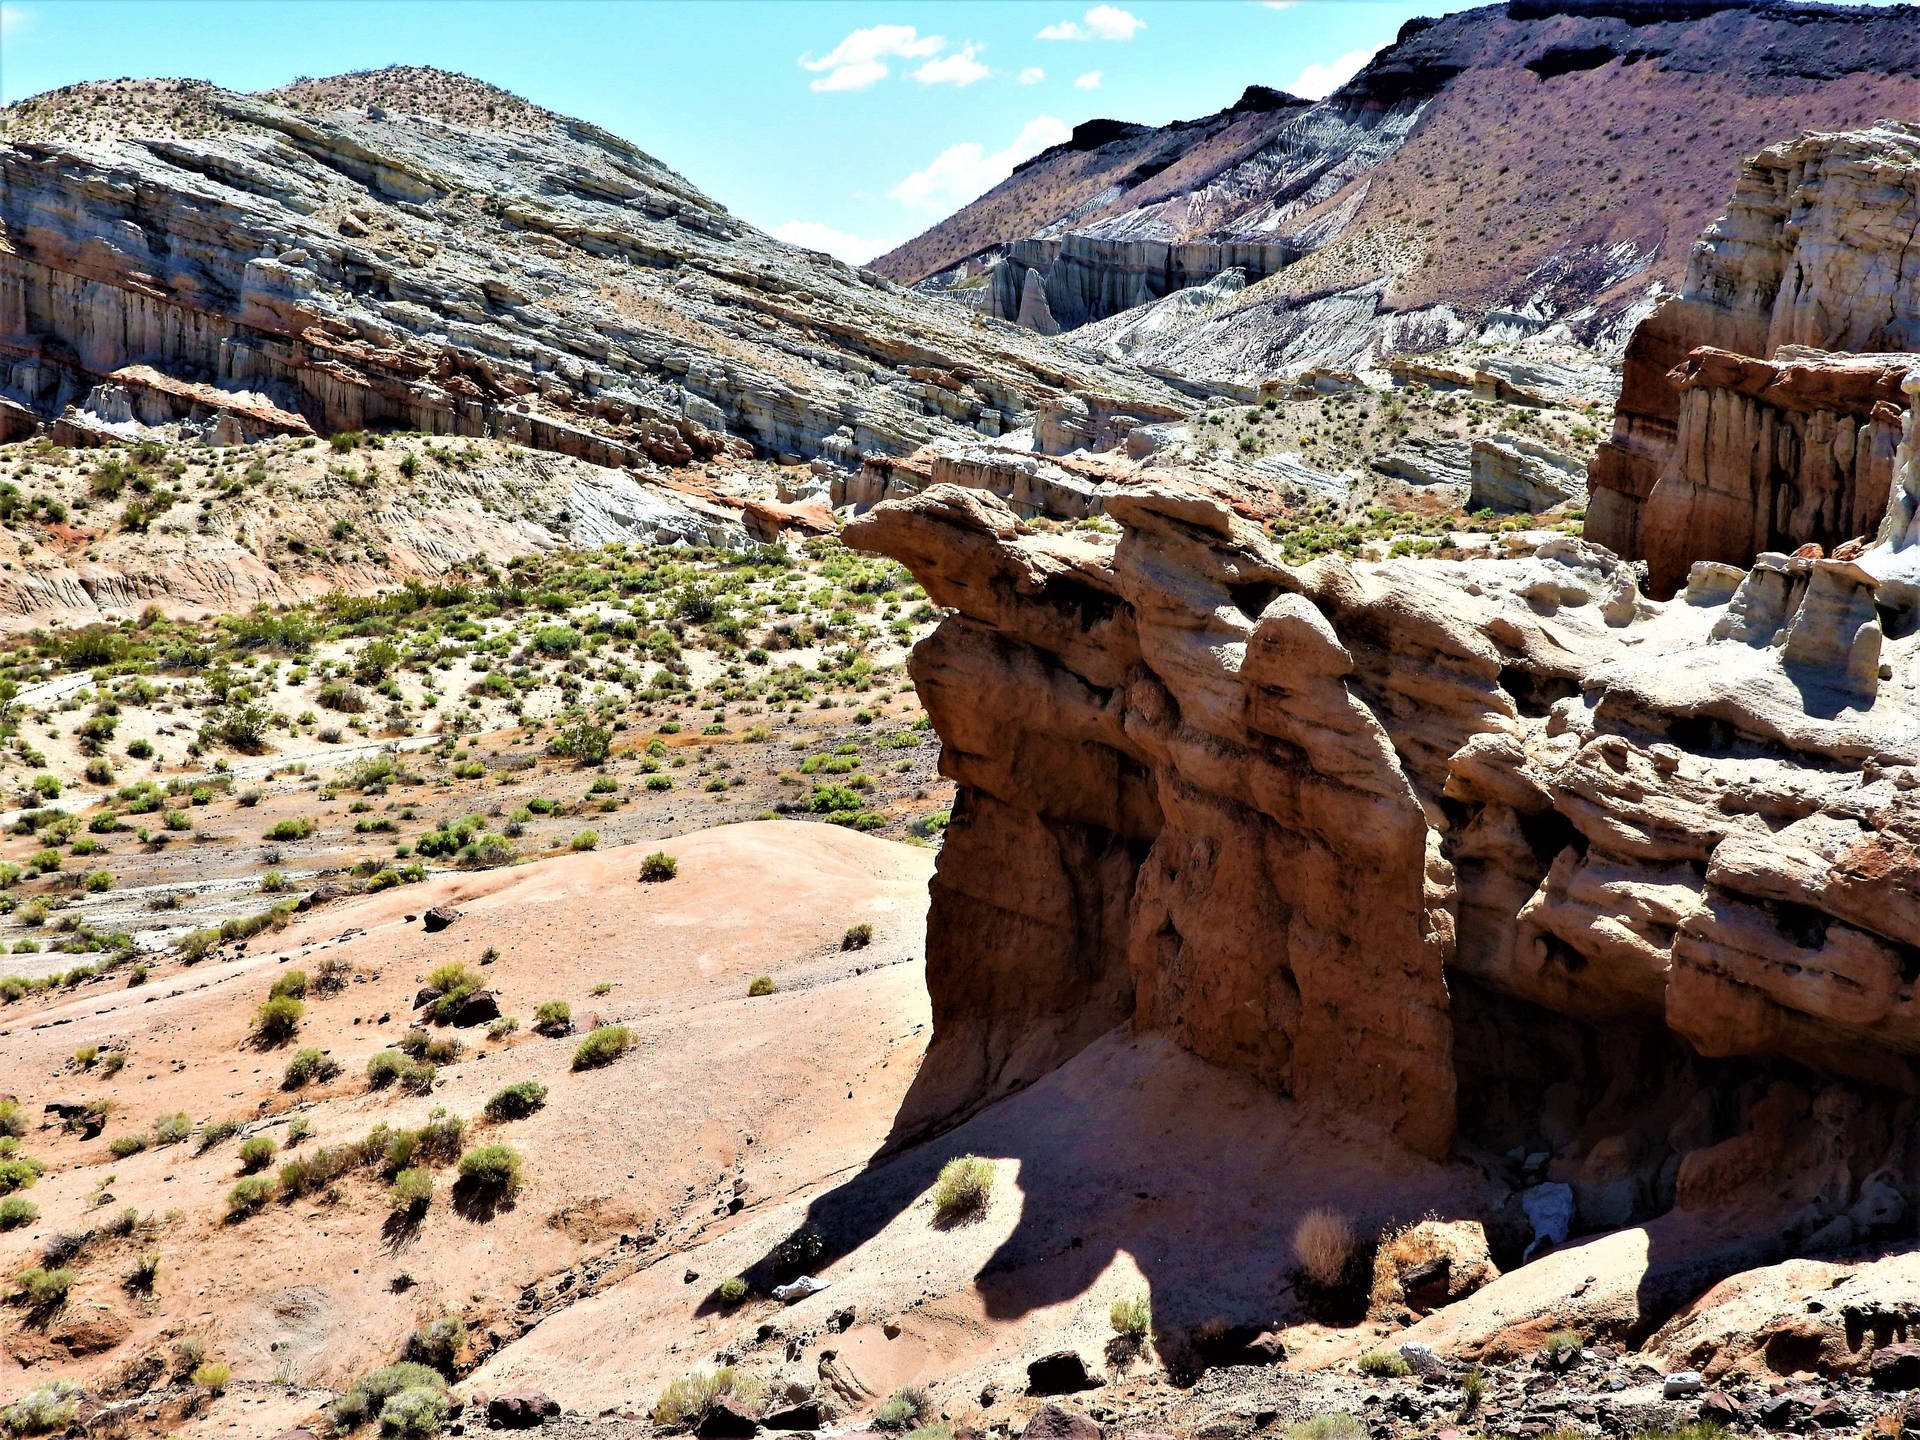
[639,850,677,882]
[172,1336,207,1375]
[0,1197,37,1230]
[380,1385,449,1438]
[532,1000,571,1036]
[487,1016,519,1041]
[0,1102,27,1140]
[152,1111,193,1146]
[270,969,308,1000]
[717,1276,749,1306]
[652,1368,766,1432]
[195,1119,242,1154]
[238,1135,276,1172]
[391,1167,433,1214]
[367,1050,407,1088]
[226,1176,273,1218]
[283,1047,341,1089]
[266,816,313,842]
[192,1362,231,1393]
[842,923,873,951]
[1358,1348,1411,1377]
[1543,1331,1582,1368]
[255,994,304,1043]
[0,1380,80,1436]
[399,1061,437,1095]
[570,829,598,851]
[874,1385,932,1431]
[1460,1366,1485,1412]
[1,1154,50,1194]
[1110,1294,1150,1341]
[1284,1415,1364,1440]
[747,974,776,997]
[316,681,369,714]
[571,1024,631,1070]
[483,1081,548,1122]
[13,1266,73,1308]
[405,1313,468,1373]
[931,1155,993,1223]
[412,1111,466,1166]
[1292,1207,1355,1288]
[456,1144,522,1196]
[126,1251,161,1292]
[279,1144,354,1199]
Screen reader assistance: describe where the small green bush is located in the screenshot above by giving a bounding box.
[570,829,599,851]
[1542,1330,1582,1368]
[639,850,678,882]
[652,1368,767,1432]
[532,1000,571,1036]
[0,1380,81,1436]
[1283,1415,1365,1440]
[874,1385,932,1432]
[747,974,776,997]
[1358,1348,1411,1377]
[269,969,308,1000]
[152,1111,192,1146]
[1109,1294,1150,1341]
[266,816,313,841]
[405,1313,468,1372]
[192,1362,231,1393]
[283,1047,341,1089]
[931,1154,994,1224]
[238,1135,276,1172]
[717,1276,749,1306]
[254,994,304,1043]
[483,1081,548,1122]
[126,1252,161,1292]
[391,1166,433,1214]
[13,1266,74,1308]
[109,1133,147,1159]
[456,1143,522,1197]
[226,1175,274,1219]
[367,1050,407,1088]
[0,1101,22,1140]
[380,1385,449,1438]
[572,1024,631,1071]
[0,1197,38,1230]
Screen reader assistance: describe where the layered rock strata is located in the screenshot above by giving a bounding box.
[1589,123,1920,590]
[0,70,1184,470]
[850,430,1920,1238]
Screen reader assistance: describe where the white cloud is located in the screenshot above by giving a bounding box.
[1019,66,1047,85]
[770,220,894,266]
[888,115,1072,213]
[1289,46,1377,99]
[913,43,990,87]
[1037,4,1143,41]
[0,4,30,38]
[800,24,944,93]
[1074,70,1102,89]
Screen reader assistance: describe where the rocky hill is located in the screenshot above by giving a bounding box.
[875,0,1920,382]
[0,68,1186,477]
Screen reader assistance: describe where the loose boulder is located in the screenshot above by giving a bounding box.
[422,906,462,933]
[1027,1352,1103,1396]
[486,1392,560,1429]
[1371,1219,1500,1317]
[1023,1405,1102,1440]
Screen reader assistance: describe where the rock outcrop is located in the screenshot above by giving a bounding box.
[881,4,1919,380]
[850,399,1920,1242]
[1589,123,1920,592]
[0,69,1184,470]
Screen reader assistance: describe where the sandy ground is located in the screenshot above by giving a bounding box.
[0,822,935,1418]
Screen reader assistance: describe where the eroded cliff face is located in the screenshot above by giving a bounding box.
[0,70,1184,469]
[1589,122,1920,592]
[850,420,1920,1239]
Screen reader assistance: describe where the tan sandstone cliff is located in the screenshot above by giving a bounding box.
[1589,122,1920,594]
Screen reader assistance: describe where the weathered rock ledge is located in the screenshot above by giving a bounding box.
[849,436,1920,1252]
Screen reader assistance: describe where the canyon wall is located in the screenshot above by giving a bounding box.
[850,415,1920,1235]
[1588,122,1920,593]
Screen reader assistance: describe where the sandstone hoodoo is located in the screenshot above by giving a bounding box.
[1588,120,1920,594]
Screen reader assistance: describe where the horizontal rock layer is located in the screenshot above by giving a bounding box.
[0,71,1186,469]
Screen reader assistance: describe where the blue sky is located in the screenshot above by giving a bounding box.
[4,1,1462,262]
